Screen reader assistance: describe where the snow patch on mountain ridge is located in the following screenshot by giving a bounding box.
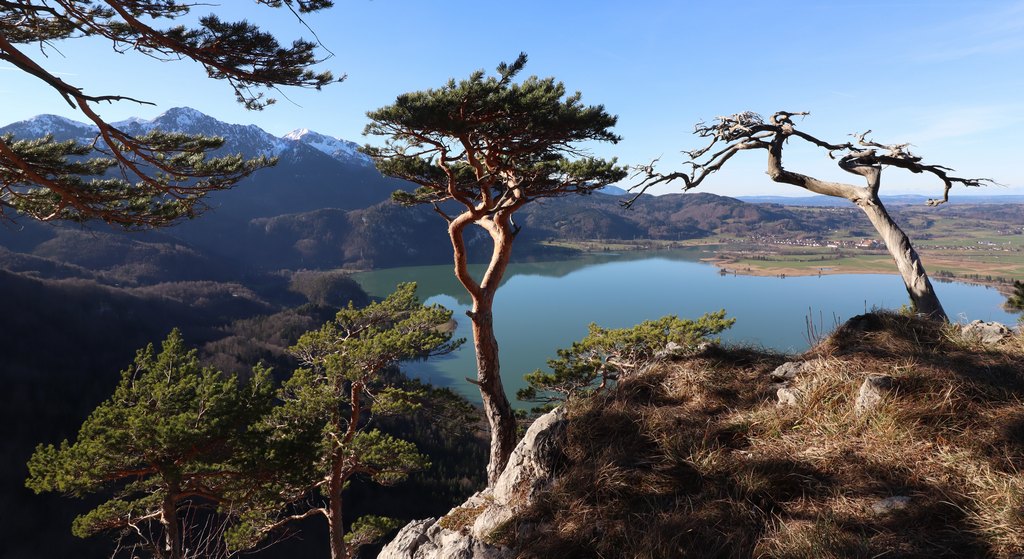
[283,128,372,166]
[4,108,370,163]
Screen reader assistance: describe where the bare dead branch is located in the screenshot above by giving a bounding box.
[627,110,1005,320]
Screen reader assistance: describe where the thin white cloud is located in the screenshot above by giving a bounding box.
[0,64,77,76]
[908,2,1024,61]
[902,104,1024,143]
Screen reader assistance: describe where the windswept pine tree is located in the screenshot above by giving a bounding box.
[0,1,338,226]
[25,330,275,559]
[364,54,626,483]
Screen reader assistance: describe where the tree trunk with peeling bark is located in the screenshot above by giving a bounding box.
[451,214,518,484]
[469,301,517,484]
[327,469,348,559]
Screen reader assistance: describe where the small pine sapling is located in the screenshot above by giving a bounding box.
[518,311,734,411]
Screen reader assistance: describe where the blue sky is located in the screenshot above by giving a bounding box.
[4,1,1023,196]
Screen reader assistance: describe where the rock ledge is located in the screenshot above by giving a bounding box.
[378,407,568,559]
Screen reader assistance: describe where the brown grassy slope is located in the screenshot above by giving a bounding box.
[513,312,1024,559]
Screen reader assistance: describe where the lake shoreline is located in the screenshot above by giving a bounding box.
[539,239,1019,299]
[354,249,1019,405]
[704,252,1019,299]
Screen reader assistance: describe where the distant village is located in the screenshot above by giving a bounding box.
[736,232,1022,253]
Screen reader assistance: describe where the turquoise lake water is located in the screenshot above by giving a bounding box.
[353,249,1018,404]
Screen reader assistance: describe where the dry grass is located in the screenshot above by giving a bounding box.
[513,312,1024,558]
[437,502,489,532]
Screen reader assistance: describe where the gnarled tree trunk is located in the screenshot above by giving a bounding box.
[765,133,948,321]
[631,112,982,324]
[449,213,517,484]
[856,197,946,319]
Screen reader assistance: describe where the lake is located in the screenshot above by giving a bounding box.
[353,249,1018,404]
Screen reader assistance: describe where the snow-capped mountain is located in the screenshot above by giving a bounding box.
[112,107,295,158]
[283,128,372,166]
[0,107,368,163]
[0,113,97,144]
[0,107,401,229]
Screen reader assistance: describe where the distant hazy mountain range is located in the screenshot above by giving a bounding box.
[1,107,390,216]
[0,108,738,275]
[3,107,373,165]
[2,107,1021,279]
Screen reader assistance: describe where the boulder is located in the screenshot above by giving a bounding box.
[770,361,810,381]
[777,386,801,407]
[960,320,1013,345]
[378,407,568,559]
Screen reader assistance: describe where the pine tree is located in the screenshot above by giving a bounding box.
[364,54,626,483]
[1007,280,1024,313]
[227,283,462,559]
[518,312,735,411]
[0,1,338,227]
[25,329,275,559]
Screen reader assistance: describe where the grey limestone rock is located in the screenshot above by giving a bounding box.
[771,361,810,381]
[961,320,1014,345]
[379,518,436,558]
[855,374,894,415]
[472,406,567,536]
[378,407,568,559]
[777,386,802,407]
[870,495,911,515]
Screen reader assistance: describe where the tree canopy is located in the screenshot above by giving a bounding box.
[25,329,274,559]
[228,283,461,559]
[364,54,625,483]
[365,53,623,214]
[519,312,734,411]
[1007,280,1024,314]
[0,1,338,227]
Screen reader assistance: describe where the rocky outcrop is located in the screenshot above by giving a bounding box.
[771,360,817,407]
[960,320,1014,345]
[378,407,569,559]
